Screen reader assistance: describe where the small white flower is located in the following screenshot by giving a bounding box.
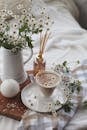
[20,32,25,37]
[3,40,6,43]
[17,4,23,10]
[7,10,13,15]
[13,24,18,29]
[1,9,7,14]
[11,48,17,53]
[22,9,27,15]
[0,22,3,27]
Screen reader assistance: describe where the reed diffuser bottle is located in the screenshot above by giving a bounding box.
[34,31,50,75]
[34,53,45,75]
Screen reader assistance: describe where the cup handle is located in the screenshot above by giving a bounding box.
[23,48,33,65]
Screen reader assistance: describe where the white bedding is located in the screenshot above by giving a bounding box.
[0,0,87,130]
[19,0,87,70]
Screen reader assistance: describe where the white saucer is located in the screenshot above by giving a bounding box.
[21,81,69,113]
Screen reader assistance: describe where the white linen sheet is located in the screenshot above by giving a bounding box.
[0,0,87,130]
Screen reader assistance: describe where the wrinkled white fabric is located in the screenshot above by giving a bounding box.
[43,0,79,19]
[0,0,87,130]
[0,0,79,18]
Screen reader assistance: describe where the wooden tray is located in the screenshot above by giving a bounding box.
[0,71,33,121]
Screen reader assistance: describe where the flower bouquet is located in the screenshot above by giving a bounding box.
[0,3,52,83]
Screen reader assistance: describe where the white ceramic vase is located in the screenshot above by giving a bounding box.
[1,48,33,84]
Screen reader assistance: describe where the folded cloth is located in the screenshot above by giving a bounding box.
[17,59,87,130]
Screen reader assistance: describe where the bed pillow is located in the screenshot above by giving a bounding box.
[74,0,87,29]
[43,0,79,19]
[63,0,79,19]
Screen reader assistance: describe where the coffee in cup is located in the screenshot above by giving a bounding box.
[36,70,61,96]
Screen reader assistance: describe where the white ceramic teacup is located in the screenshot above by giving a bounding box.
[35,70,61,97]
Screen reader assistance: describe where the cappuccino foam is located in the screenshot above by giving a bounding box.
[36,72,59,88]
